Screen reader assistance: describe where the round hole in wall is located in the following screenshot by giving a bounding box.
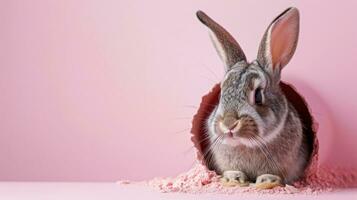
[190,81,318,182]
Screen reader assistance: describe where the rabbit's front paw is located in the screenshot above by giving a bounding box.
[255,174,282,189]
[220,170,249,187]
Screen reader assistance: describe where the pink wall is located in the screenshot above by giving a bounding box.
[1,0,357,181]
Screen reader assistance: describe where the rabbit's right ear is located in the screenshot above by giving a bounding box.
[197,11,247,71]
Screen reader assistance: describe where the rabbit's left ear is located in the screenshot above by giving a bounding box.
[257,7,299,76]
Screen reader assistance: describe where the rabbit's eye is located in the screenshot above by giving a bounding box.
[254,88,263,105]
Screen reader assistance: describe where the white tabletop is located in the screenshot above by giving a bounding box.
[0,182,356,200]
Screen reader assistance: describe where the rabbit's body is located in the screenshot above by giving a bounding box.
[207,93,309,183]
[197,8,310,185]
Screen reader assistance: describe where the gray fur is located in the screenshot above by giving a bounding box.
[198,8,309,184]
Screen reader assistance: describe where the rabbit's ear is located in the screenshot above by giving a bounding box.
[197,11,246,71]
[257,7,299,77]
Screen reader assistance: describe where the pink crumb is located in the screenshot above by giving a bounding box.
[116,180,131,185]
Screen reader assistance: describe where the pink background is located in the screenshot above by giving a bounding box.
[1,0,357,181]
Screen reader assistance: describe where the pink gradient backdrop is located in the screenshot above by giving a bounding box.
[1,0,357,181]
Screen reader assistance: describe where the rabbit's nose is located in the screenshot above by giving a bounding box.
[219,117,240,135]
[223,117,239,130]
[222,112,238,128]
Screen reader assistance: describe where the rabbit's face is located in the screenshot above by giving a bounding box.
[207,61,288,147]
[197,8,299,147]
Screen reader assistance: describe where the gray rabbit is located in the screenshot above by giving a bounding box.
[197,7,310,186]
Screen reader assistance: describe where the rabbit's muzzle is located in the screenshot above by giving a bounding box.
[216,113,259,138]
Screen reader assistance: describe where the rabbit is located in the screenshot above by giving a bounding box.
[196,7,310,185]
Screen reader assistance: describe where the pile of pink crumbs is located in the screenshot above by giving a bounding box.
[118,163,357,195]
